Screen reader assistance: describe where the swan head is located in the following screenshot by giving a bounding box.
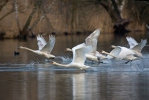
[111,45,116,48]
[18,46,23,49]
[66,48,72,52]
[45,53,55,59]
[50,61,57,65]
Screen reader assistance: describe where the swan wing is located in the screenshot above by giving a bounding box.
[126,36,138,49]
[72,45,92,64]
[37,34,47,50]
[85,29,100,52]
[131,39,147,52]
[106,47,121,59]
[41,35,55,53]
[72,43,86,50]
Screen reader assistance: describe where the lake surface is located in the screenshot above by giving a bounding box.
[0,31,149,100]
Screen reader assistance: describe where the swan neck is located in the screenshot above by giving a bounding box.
[53,62,68,67]
[104,52,117,58]
[20,46,35,52]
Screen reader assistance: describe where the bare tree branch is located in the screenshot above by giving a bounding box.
[29,0,55,31]
[20,3,38,37]
[0,8,14,20]
[13,0,21,33]
[0,0,8,12]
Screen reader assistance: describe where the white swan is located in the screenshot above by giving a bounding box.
[19,35,55,59]
[66,28,106,62]
[102,45,138,63]
[52,44,92,71]
[126,36,147,57]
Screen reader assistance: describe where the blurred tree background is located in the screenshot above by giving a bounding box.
[0,0,149,39]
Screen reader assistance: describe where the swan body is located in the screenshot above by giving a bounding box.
[102,46,138,62]
[53,62,90,70]
[85,53,98,62]
[126,36,147,57]
[66,48,99,62]
[19,35,55,59]
[53,44,92,70]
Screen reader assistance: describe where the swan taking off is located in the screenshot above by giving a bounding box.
[126,36,147,57]
[66,28,106,62]
[19,35,55,59]
[102,46,138,64]
[52,43,92,71]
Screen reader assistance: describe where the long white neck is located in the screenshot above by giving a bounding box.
[20,46,36,53]
[102,51,117,58]
[53,62,69,67]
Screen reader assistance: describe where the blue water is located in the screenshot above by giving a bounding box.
[0,32,149,100]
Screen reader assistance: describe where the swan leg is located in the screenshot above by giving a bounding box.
[125,61,130,64]
[97,57,103,64]
[91,60,95,64]
[125,60,132,64]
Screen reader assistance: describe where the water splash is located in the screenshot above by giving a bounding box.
[26,61,36,68]
[57,56,72,62]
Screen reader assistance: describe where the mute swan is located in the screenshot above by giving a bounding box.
[126,36,147,57]
[66,28,106,62]
[102,46,138,64]
[19,35,55,59]
[52,44,92,71]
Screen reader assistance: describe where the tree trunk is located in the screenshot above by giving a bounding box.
[99,0,131,34]
[13,0,21,33]
[0,0,8,12]
[29,1,55,31]
[19,4,38,38]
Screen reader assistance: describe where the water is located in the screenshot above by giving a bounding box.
[0,31,149,100]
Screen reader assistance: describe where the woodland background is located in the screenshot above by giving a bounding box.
[0,0,149,38]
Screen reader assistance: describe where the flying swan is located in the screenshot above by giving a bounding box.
[66,28,106,63]
[19,34,55,59]
[126,36,147,58]
[102,45,138,64]
[52,43,92,71]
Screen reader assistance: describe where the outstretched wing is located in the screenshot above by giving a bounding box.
[106,47,121,59]
[37,34,47,50]
[41,35,55,53]
[85,29,100,52]
[72,45,92,64]
[126,36,138,49]
[132,39,147,52]
[72,43,85,50]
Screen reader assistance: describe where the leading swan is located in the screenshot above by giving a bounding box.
[19,35,55,59]
[52,43,92,71]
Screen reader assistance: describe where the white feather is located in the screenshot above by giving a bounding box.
[37,34,47,50]
[126,36,138,49]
